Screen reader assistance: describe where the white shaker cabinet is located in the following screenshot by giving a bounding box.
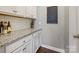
[13,6,37,18]
[38,31,42,48]
[33,31,41,53]
[21,35,33,53]
[12,46,23,53]
[24,6,31,18]
[6,35,32,53]
[0,6,25,16]
[31,6,37,18]
[15,6,26,16]
[12,35,33,53]
[22,40,33,53]
[0,30,42,53]
[0,6,16,13]
[0,6,37,18]
[25,6,37,18]
[13,40,33,53]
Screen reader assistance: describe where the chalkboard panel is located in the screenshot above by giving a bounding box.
[47,6,58,24]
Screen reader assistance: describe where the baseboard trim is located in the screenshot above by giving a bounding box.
[41,44,65,53]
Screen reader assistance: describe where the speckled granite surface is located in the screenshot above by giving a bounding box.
[0,28,42,47]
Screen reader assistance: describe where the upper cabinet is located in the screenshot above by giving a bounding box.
[31,7,37,18]
[0,6,16,13]
[0,6,37,19]
[15,6,26,16]
[25,6,37,18]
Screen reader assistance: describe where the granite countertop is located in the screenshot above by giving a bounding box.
[0,28,42,47]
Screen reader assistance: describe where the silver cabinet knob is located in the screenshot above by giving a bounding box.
[73,34,79,38]
[23,47,26,51]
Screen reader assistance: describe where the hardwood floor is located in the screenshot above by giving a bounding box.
[36,47,60,53]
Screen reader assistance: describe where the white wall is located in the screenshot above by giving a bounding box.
[37,6,66,50]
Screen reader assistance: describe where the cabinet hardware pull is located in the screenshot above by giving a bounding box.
[73,34,79,39]
[23,47,26,51]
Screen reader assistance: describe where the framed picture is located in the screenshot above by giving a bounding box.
[47,6,58,24]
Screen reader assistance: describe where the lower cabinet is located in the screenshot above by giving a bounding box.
[13,40,33,53]
[12,46,23,53]
[22,40,33,53]
[33,31,41,53]
[0,30,42,53]
[38,31,42,47]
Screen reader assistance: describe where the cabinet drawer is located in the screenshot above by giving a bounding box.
[6,39,25,53]
[12,39,33,53]
[12,46,23,53]
[24,35,32,43]
[6,35,32,53]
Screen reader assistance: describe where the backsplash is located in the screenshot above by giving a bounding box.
[0,15,32,31]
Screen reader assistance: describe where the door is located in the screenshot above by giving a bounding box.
[69,6,79,53]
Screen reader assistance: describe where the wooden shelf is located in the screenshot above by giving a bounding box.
[0,11,36,20]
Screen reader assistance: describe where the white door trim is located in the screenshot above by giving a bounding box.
[41,44,65,53]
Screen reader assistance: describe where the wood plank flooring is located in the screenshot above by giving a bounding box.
[36,47,60,53]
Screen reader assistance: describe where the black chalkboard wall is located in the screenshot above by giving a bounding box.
[47,6,58,24]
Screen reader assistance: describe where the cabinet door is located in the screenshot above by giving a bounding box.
[31,7,37,18]
[12,46,23,53]
[0,6,16,13]
[25,6,37,18]
[26,40,33,53]
[33,32,39,52]
[12,36,33,53]
[22,40,33,53]
[15,6,26,16]
[38,31,42,47]
[6,38,25,53]
[25,6,32,18]
[0,6,26,16]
